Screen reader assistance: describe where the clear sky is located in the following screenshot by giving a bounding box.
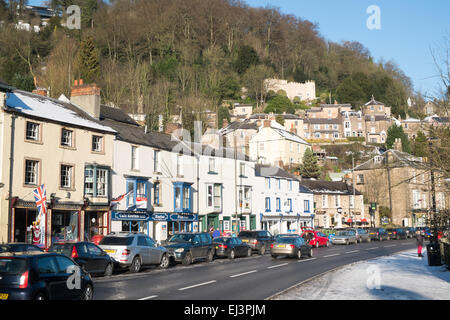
[29,0,449,96]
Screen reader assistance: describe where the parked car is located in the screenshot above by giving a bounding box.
[386,228,408,240]
[238,230,274,255]
[0,243,43,253]
[274,233,301,241]
[213,237,251,259]
[331,230,358,245]
[404,227,416,238]
[347,228,371,243]
[368,228,390,241]
[270,237,312,259]
[0,251,93,300]
[163,232,214,266]
[301,230,330,248]
[99,232,169,272]
[48,241,115,277]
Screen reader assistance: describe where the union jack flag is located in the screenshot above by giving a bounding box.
[33,184,47,220]
[111,190,132,207]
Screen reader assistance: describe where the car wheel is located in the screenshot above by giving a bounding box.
[182,252,193,266]
[259,245,266,255]
[159,254,169,269]
[297,249,302,260]
[34,292,46,300]
[271,254,277,259]
[104,262,114,277]
[206,249,214,263]
[309,248,313,257]
[82,284,94,300]
[130,256,142,273]
[229,249,236,260]
[247,248,252,257]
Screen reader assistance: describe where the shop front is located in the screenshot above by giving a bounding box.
[151,213,198,240]
[10,200,38,244]
[111,211,151,234]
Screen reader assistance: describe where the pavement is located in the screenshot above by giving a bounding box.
[93,238,419,300]
[272,247,450,300]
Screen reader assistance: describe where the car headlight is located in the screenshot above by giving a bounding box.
[175,248,185,253]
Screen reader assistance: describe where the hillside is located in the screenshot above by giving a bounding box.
[0,0,413,131]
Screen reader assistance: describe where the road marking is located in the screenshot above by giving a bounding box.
[384,245,396,248]
[298,258,317,262]
[323,253,340,258]
[178,280,217,291]
[345,250,359,254]
[402,243,411,245]
[138,295,158,300]
[366,247,379,250]
[267,263,289,269]
[229,270,258,278]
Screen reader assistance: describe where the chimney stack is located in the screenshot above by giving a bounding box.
[70,80,101,119]
[32,88,48,97]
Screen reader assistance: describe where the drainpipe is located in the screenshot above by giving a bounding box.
[7,111,16,242]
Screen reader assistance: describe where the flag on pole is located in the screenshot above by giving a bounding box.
[32,184,47,246]
[110,190,132,210]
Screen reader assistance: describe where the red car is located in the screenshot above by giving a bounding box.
[301,230,330,248]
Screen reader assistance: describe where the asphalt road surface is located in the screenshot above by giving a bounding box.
[92,238,417,300]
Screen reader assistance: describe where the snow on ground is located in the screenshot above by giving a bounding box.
[273,249,450,300]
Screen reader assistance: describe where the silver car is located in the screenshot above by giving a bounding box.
[348,228,371,243]
[332,230,358,245]
[99,232,169,273]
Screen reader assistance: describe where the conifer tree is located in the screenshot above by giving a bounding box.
[77,35,100,83]
[299,148,321,179]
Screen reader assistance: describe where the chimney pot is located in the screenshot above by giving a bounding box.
[74,80,78,86]
[79,79,84,85]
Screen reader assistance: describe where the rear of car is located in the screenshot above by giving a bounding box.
[213,238,232,258]
[98,234,135,269]
[270,238,297,257]
[0,255,31,300]
[238,231,260,250]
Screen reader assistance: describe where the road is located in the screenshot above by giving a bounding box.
[92,238,417,300]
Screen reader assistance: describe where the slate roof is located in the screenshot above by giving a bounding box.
[4,90,116,133]
[364,97,385,106]
[255,164,299,180]
[299,179,362,195]
[353,149,428,171]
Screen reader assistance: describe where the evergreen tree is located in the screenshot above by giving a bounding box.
[412,131,428,157]
[386,124,411,153]
[76,35,100,83]
[299,148,321,179]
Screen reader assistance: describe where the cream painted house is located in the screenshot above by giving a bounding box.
[265,79,316,102]
[249,120,310,168]
[0,82,116,246]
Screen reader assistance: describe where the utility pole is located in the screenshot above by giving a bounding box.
[385,151,393,222]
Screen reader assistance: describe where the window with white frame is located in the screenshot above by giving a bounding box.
[60,164,73,189]
[239,186,251,210]
[26,122,40,141]
[208,158,216,173]
[131,146,138,170]
[207,183,222,210]
[322,194,328,208]
[84,166,109,197]
[25,160,39,185]
[334,195,341,208]
[61,129,73,147]
[92,135,103,152]
[276,198,281,212]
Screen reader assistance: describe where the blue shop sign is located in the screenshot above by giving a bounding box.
[151,213,198,222]
[112,211,151,222]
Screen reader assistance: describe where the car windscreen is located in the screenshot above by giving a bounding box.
[213,238,229,244]
[275,238,296,244]
[336,231,349,236]
[238,232,257,238]
[99,236,134,246]
[0,257,28,275]
[168,234,195,242]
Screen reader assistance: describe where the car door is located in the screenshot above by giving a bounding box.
[137,236,150,265]
[234,238,246,256]
[191,235,203,259]
[37,255,70,300]
[145,236,160,264]
[200,234,211,258]
[54,255,83,300]
[86,243,108,273]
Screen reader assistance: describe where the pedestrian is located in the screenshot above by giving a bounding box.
[416,230,424,257]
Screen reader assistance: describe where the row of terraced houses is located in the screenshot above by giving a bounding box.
[0,80,369,246]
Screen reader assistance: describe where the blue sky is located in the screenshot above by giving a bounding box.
[29,0,449,96]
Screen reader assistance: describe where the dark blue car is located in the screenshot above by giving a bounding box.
[0,251,94,300]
